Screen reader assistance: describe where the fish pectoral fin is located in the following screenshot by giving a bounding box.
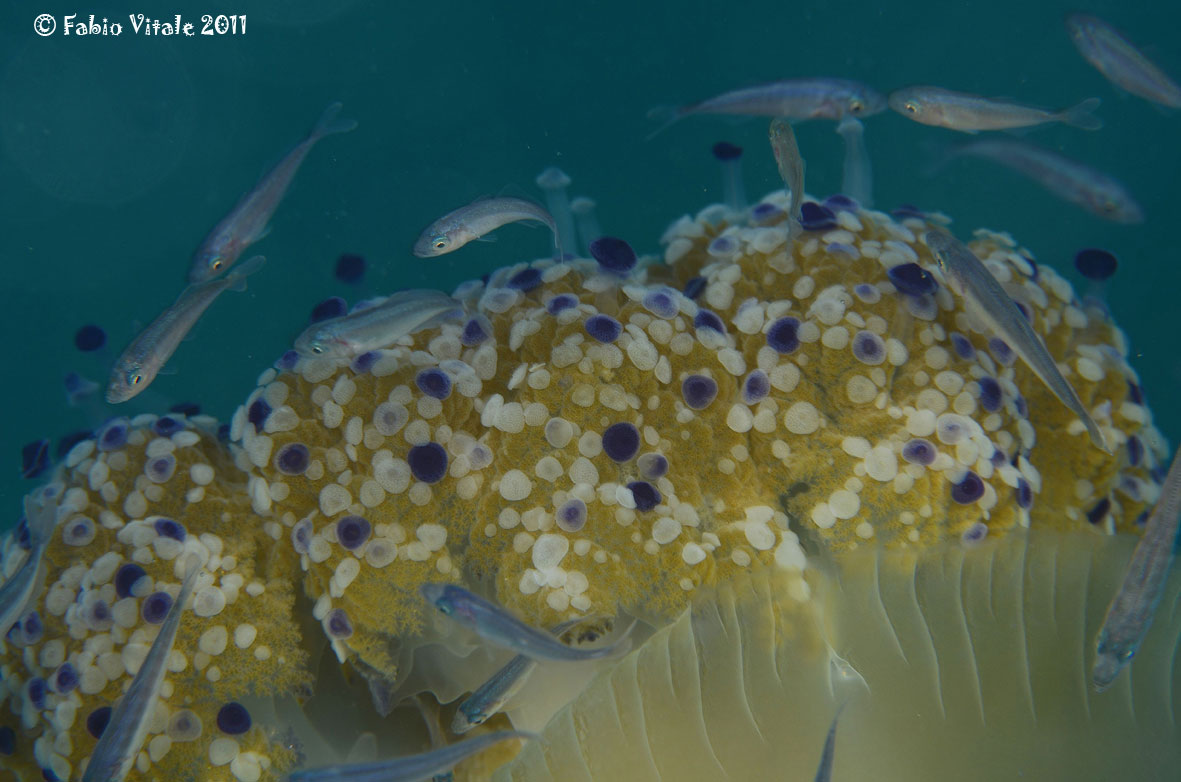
[476,234,499,243]
[156,367,179,376]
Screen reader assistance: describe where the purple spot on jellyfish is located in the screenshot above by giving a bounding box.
[1074,249,1117,281]
[766,317,800,354]
[950,332,975,360]
[902,439,936,466]
[892,204,925,220]
[988,338,1015,366]
[708,236,738,256]
[742,370,770,404]
[637,453,668,480]
[798,202,837,231]
[53,663,77,694]
[642,288,679,319]
[310,296,347,323]
[291,518,312,554]
[152,416,183,437]
[683,276,706,299]
[247,399,271,431]
[951,472,984,504]
[97,418,129,452]
[693,309,725,334]
[585,314,622,343]
[906,294,938,320]
[681,375,718,410]
[145,454,176,483]
[961,522,988,546]
[408,442,448,484]
[887,263,937,296]
[1015,301,1033,324]
[276,350,300,371]
[711,141,742,161]
[1086,496,1111,525]
[350,351,380,374]
[853,283,880,304]
[601,423,640,463]
[977,377,1002,412]
[217,702,252,735]
[1127,435,1143,466]
[1015,395,1028,418]
[627,481,661,512]
[26,677,46,710]
[750,202,785,224]
[153,518,186,541]
[20,612,42,644]
[852,331,886,365]
[461,318,490,346]
[334,253,365,284]
[20,440,49,480]
[415,368,452,400]
[556,498,588,533]
[336,516,371,550]
[507,267,542,292]
[824,194,858,211]
[74,324,106,352]
[1127,380,1144,405]
[546,293,578,315]
[275,443,310,476]
[115,564,147,598]
[1015,480,1033,510]
[325,609,353,639]
[141,592,172,624]
[589,237,636,275]
[87,706,112,738]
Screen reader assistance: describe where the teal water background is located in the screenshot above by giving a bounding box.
[1,0,1177,520]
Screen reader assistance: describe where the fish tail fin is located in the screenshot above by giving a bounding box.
[23,492,59,546]
[311,101,359,140]
[644,105,684,141]
[1061,97,1103,130]
[227,255,266,292]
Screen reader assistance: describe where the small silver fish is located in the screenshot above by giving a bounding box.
[81,554,202,782]
[814,708,842,782]
[835,115,873,207]
[293,289,462,358]
[107,256,266,403]
[413,197,559,258]
[649,78,886,138]
[421,583,634,662]
[0,493,59,637]
[768,119,805,238]
[188,102,357,283]
[889,86,1102,132]
[1066,14,1181,109]
[945,138,1143,223]
[925,231,1109,452]
[453,616,592,734]
[287,730,533,782]
[1093,443,1181,691]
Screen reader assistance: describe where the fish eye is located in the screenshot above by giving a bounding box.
[438,603,452,615]
[211,258,223,270]
[432,236,449,250]
[126,368,143,386]
[849,99,864,114]
[311,343,324,355]
[904,102,919,114]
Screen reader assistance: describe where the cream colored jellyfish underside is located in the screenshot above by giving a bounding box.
[497,531,1181,781]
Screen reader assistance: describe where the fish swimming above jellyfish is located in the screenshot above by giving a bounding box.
[413,197,560,258]
[938,137,1144,223]
[107,255,266,403]
[1066,13,1181,109]
[925,230,1109,452]
[293,288,463,358]
[188,102,357,284]
[647,77,887,138]
[889,85,1102,132]
[1092,442,1181,691]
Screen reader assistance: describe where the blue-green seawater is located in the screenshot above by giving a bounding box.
[1,0,1178,518]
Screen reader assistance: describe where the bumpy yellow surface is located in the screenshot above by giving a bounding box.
[0,192,1166,780]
